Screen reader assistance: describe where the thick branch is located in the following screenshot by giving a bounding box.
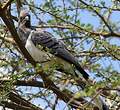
[1,101,42,110]
[2,0,14,10]
[0,77,97,109]
[8,92,42,110]
[36,71,98,109]
[0,79,44,88]
[35,25,120,38]
[0,90,42,110]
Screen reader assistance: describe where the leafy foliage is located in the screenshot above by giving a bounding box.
[0,0,120,110]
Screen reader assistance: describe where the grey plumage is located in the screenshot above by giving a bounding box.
[31,31,89,79]
[17,10,89,80]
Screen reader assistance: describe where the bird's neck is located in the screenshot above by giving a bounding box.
[18,25,32,45]
[19,25,31,33]
[25,20,31,28]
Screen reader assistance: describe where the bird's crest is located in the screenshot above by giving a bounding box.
[20,10,29,17]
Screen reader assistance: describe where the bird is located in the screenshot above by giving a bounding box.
[17,10,91,82]
[17,10,110,110]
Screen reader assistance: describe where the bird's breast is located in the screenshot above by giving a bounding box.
[25,38,51,63]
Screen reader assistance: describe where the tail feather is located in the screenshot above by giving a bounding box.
[73,61,89,80]
[55,48,89,80]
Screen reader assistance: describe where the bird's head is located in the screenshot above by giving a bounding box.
[18,10,31,28]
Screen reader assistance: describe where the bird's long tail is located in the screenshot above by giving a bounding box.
[73,61,89,80]
[55,48,89,80]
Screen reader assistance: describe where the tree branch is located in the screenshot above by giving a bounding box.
[2,0,14,10]
[8,92,42,110]
[1,101,42,110]
[78,0,113,33]
[0,90,42,110]
[0,77,98,109]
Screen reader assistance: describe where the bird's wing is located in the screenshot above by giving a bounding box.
[17,26,89,80]
[31,31,78,64]
[31,30,89,80]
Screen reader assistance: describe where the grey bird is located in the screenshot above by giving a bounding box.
[17,10,90,81]
[17,10,109,110]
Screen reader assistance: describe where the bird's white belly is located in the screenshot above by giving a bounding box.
[25,39,51,63]
[25,35,75,76]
